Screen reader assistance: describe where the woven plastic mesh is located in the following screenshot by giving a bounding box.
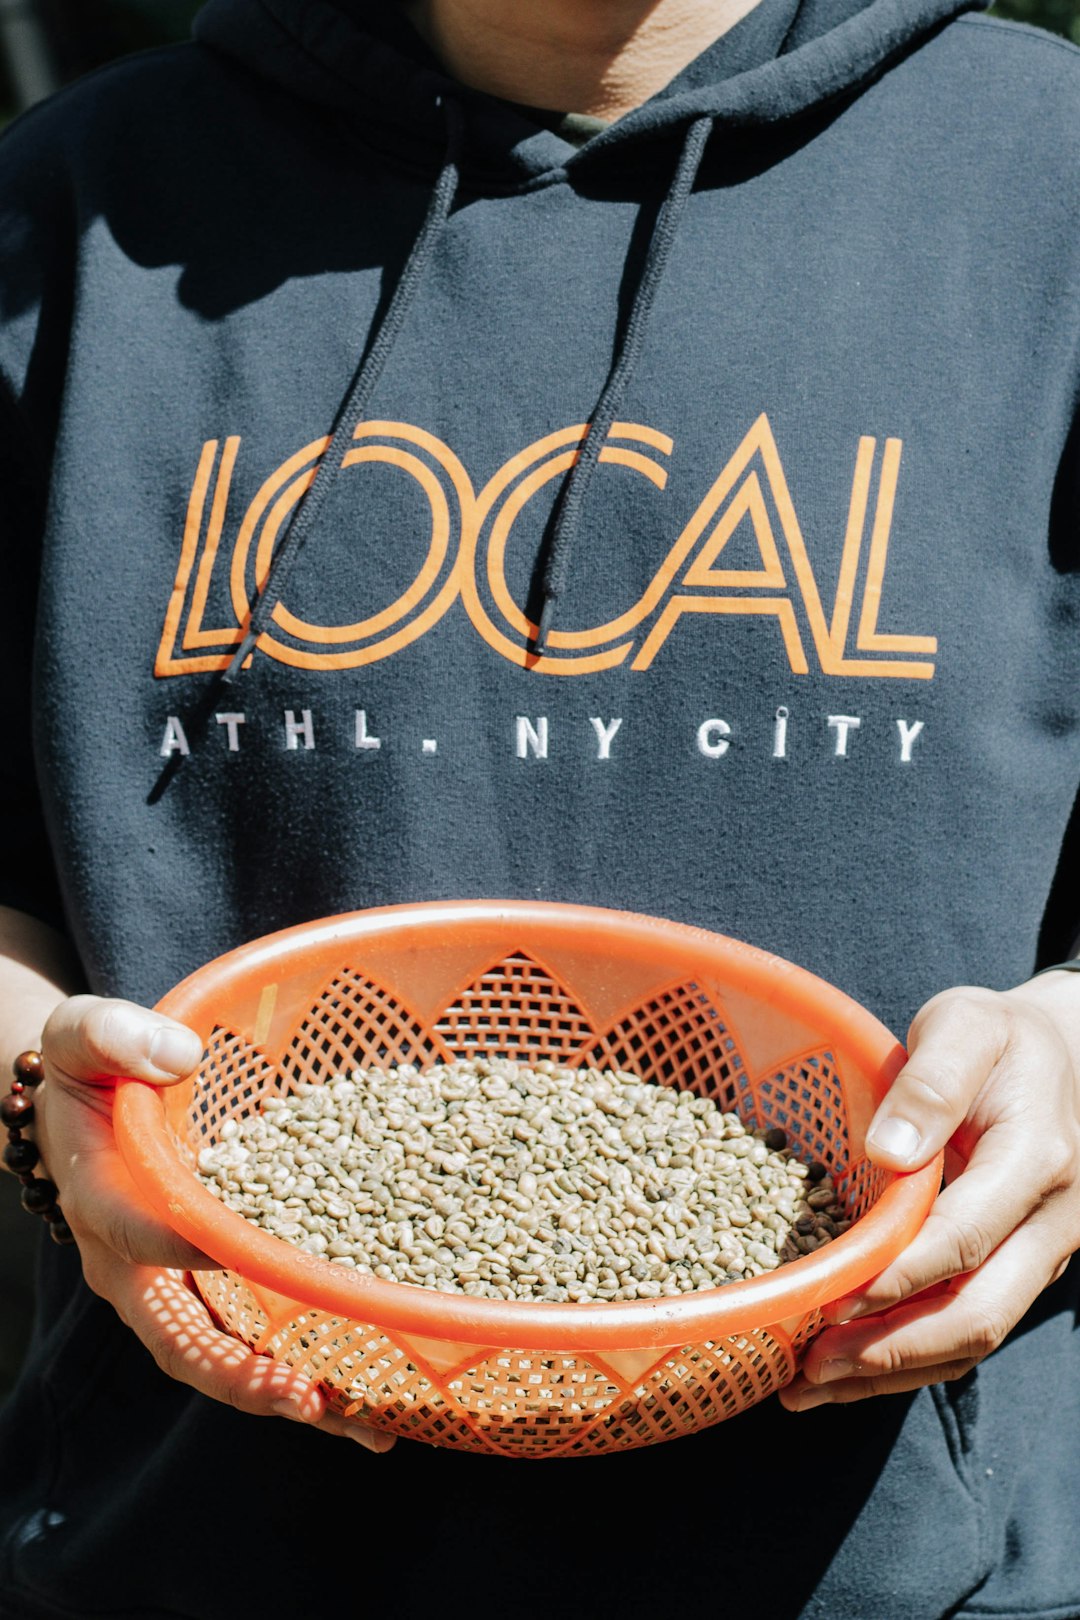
[747,1049,850,1174]
[193,1264,802,1457]
[280,970,440,1089]
[790,1309,825,1357]
[446,1351,625,1454]
[188,953,887,1455]
[433,946,599,1062]
[266,1313,436,1410]
[836,1155,890,1218]
[570,1331,794,1455]
[434,952,595,1061]
[199,1266,271,1346]
[188,1029,279,1163]
[583,980,744,1105]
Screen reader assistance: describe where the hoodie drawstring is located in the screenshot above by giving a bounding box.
[151,99,713,799]
[148,95,463,802]
[233,102,713,672]
[219,95,465,687]
[534,114,713,652]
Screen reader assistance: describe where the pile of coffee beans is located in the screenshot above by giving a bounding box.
[197,1057,848,1302]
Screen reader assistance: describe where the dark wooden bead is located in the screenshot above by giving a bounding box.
[48,1218,75,1246]
[21,1179,59,1215]
[3,1138,40,1175]
[1,1090,34,1128]
[13,1051,44,1086]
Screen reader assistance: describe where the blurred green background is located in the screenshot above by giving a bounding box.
[0,0,1078,123]
[990,0,1080,34]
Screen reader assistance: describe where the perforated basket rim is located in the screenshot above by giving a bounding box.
[114,901,941,1352]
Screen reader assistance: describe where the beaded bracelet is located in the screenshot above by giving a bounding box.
[1,1050,75,1245]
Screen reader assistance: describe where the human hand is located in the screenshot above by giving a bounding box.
[780,975,1080,1410]
[29,995,395,1452]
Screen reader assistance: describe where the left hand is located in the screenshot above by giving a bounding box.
[30,996,396,1453]
[780,971,1080,1411]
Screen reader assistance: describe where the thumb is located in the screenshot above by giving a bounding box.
[43,996,203,1087]
[864,991,1005,1170]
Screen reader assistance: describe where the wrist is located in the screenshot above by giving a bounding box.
[2,1049,75,1243]
[1005,965,1080,1051]
[2,991,64,1080]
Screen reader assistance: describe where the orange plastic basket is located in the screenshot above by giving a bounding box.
[114,901,940,1458]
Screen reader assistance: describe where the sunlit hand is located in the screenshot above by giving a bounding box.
[31,995,395,1453]
[780,974,1080,1410]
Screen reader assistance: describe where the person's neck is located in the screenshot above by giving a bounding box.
[401,0,765,121]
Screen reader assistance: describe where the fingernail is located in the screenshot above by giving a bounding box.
[787,1386,834,1412]
[866,1116,921,1164]
[272,1398,306,1423]
[348,1427,395,1454]
[817,1357,853,1383]
[149,1025,203,1077]
[823,1297,868,1325]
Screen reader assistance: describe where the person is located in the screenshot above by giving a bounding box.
[1,0,1079,1614]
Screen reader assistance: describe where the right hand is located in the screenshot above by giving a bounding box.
[31,995,394,1453]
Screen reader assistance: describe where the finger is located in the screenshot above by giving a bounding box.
[863,990,1008,1169]
[309,1412,397,1454]
[795,1218,1058,1399]
[827,1053,1075,1325]
[781,1360,979,1409]
[43,996,203,1087]
[823,1139,1047,1321]
[97,1259,396,1450]
[37,1082,212,1269]
[130,1264,327,1416]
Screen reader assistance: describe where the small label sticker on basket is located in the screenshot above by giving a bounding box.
[253,984,278,1048]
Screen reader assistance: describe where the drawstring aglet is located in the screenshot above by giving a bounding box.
[535,594,557,656]
[221,629,258,687]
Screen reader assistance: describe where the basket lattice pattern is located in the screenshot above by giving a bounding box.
[281,970,441,1085]
[183,1031,278,1170]
[189,950,871,1456]
[581,981,744,1109]
[434,952,595,1061]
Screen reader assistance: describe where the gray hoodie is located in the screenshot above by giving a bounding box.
[0,1,1078,1614]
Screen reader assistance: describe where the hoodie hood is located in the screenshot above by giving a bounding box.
[188,0,991,668]
[194,0,988,188]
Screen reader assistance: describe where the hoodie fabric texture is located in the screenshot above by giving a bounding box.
[1,1,1080,1615]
